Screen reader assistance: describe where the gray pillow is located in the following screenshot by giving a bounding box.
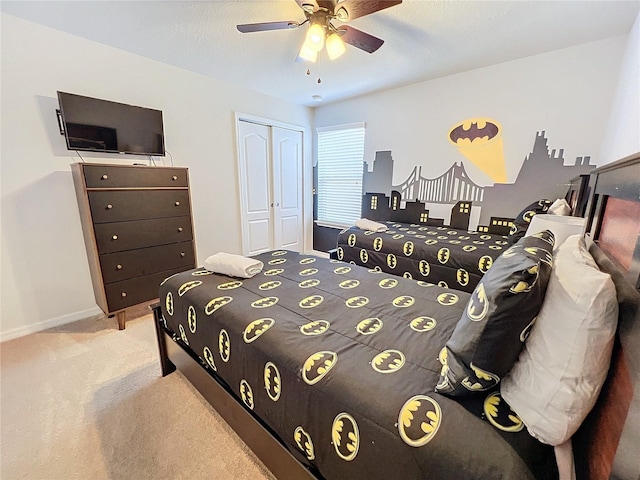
[507,199,553,245]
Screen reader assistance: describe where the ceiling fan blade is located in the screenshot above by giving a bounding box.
[295,0,319,13]
[334,0,402,21]
[237,21,300,33]
[338,25,384,53]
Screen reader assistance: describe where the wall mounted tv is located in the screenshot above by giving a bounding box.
[57,91,165,156]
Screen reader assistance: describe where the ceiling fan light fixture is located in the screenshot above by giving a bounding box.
[326,32,346,60]
[306,23,325,51]
[298,41,318,62]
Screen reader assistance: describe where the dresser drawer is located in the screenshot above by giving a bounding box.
[82,164,188,188]
[95,216,193,254]
[105,267,188,312]
[88,190,191,223]
[100,241,195,284]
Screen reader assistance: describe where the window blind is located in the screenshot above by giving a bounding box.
[316,123,365,227]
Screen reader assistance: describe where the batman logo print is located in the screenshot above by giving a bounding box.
[264,362,281,401]
[424,239,438,246]
[437,235,448,240]
[489,245,503,251]
[203,346,216,371]
[522,210,536,223]
[271,250,287,256]
[178,280,202,297]
[264,268,284,276]
[302,351,337,385]
[334,266,351,275]
[372,349,405,373]
[165,292,174,316]
[251,296,278,308]
[392,234,405,240]
[356,318,383,335]
[378,278,398,289]
[510,265,539,293]
[294,427,315,461]
[409,316,437,332]
[190,269,213,277]
[337,247,344,260]
[466,284,489,321]
[240,379,254,410]
[218,329,230,362]
[217,280,243,290]
[359,249,369,264]
[387,253,397,269]
[299,268,319,276]
[346,296,369,308]
[299,279,320,289]
[437,248,450,264]
[348,233,356,247]
[524,247,553,266]
[299,257,317,265]
[403,241,414,256]
[300,320,330,336]
[398,395,442,447]
[449,239,461,245]
[484,392,524,432]
[373,237,383,251]
[457,268,470,287]
[243,318,275,343]
[332,413,359,461]
[473,240,485,245]
[339,279,360,289]
[205,296,233,315]
[392,295,415,308]
[502,246,519,258]
[299,295,324,308]
[478,255,493,273]
[419,260,431,276]
[268,258,286,265]
[462,363,500,391]
[188,305,197,333]
[259,280,281,291]
[179,324,189,345]
[437,293,459,306]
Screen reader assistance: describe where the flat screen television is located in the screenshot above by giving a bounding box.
[57,91,165,156]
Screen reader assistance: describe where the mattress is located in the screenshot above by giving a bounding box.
[159,250,556,479]
[336,222,509,292]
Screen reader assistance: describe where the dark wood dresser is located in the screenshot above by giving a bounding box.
[71,162,196,329]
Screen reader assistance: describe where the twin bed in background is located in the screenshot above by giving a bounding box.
[153,153,639,479]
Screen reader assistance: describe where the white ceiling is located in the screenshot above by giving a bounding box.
[3,0,639,107]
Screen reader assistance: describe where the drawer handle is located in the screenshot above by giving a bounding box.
[172,175,178,181]
[116,264,123,270]
[180,252,186,257]
[178,227,183,232]
[112,235,118,241]
[175,201,180,206]
[106,204,113,210]
[121,292,127,298]
[101,174,108,180]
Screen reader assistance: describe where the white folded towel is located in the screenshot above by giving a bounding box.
[204,252,264,278]
[549,198,571,216]
[355,218,388,232]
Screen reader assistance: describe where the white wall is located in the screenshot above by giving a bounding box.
[0,14,313,341]
[600,12,640,164]
[314,36,627,189]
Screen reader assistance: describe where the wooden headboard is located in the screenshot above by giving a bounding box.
[565,173,591,217]
[573,152,640,480]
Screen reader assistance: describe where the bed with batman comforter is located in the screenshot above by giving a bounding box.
[158,247,558,479]
[335,222,509,293]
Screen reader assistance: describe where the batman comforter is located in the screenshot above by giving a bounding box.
[336,222,509,293]
[159,250,556,480]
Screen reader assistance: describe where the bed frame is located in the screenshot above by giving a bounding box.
[153,153,640,480]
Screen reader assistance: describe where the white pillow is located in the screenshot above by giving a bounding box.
[548,198,571,216]
[501,234,618,446]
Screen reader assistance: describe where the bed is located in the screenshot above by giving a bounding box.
[153,152,639,480]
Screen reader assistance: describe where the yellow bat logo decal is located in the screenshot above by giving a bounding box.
[217,280,243,290]
[392,295,415,308]
[409,316,437,332]
[264,268,284,276]
[378,278,398,289]
[178,280,202,296]
[240,379,254,410]
[372,350,405,373]
[251,296,279,308]
[478,255,493,273]
[457,268,470,287]
[243,318,275,343]
[348,233,357,247]
[218,329,230,362]
[179,324,189,345]
[403,241,414,256]
[299,257,317,265]
[203,346,216,371]
[419,260,431,276]
[299,279,320,289]
[339,279,360,289]
[437,293,459,306]
[300,320,330,336]
[190,269,213,277]
[337,247,344,260]
[359,249,369,264]
[373,237,383,251]
[466,284,489,321]
[387,253,397,269]
[437,248,450,264]
[264,362,281,402]
[268,258,286,265]
[398,395,442,447]
[271,250,287,256]
[345,296,369,308]
[259,280,281,291]
[188,305,197,333]
[294,426,314,460]
[205,296,233,315]
[302,351,337,385]
[165,292,174,316]
[356,317,383,335]
[334,266,351,275]
[484,392,524,432]
[299,295,324,308]
[332,413,359,461]
[299,268,319,276]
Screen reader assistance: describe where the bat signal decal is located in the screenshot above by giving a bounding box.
[332,413,359,461]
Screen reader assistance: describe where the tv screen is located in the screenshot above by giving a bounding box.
[57,91,165,156]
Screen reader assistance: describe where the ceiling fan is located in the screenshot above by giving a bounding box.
[236,0,403,62]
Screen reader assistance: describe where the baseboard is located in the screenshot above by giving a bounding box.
[0,306,103,343]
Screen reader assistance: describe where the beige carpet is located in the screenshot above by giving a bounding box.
[0,306,275,480]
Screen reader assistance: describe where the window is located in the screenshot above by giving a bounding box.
[316,123,365,227]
